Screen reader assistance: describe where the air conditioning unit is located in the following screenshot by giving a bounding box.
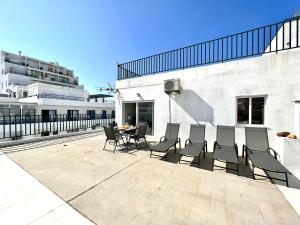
[164,79,181,94]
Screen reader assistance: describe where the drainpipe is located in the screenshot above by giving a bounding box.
[168,94,171,123]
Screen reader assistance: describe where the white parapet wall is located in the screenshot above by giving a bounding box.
[115,48,300,152]
[275,136,300,179]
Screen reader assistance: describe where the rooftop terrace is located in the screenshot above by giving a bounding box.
[117,16,300,80]
[1,133,300,225]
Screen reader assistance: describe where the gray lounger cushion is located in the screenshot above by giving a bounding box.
[213,125,238,164]
[213,146,238,164]
[180,143,204,157]
[150,141,176,152]
[245,127,270,153]
[248,151,288,173]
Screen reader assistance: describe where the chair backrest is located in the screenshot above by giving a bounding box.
[189,124,205,144]
[137,121,148,127]
[109,121,117,127]
[245,127,269,152]
[216,125,235,147]
[137,124,148,137]
[103,126,116,140]
[165,123,180,141]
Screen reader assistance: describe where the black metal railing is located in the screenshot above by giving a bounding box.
[0,114,115,140]
[118,17,300,80]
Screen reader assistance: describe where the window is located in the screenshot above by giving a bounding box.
[22,105,36,117]
[237,98,249,124]
[87,110,95,119]
[42,110,57,122]
[237,97,265,125]
[0,104,10,117]
[10,105,21,116]
[23,91,28,98]
[252,97,265,124]
[111,110,115,118]
[101,110,107,119]
[67,110,79,121]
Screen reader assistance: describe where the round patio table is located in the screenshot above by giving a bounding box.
[117,126,137,149]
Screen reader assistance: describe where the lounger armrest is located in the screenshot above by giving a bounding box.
[160,136,166,143]
[204,140,208,152]
[242,144,247,157]
[269,147,279,160]
[177,138,181,150]
[235,143,239,156]
[185,138,191,146]
[243,145,253,154]
[213,141,218,153]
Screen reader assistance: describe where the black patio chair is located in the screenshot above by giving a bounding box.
[103,126,124,153]
[213,125,239,174]
[129,124,148,149]
[243,127,290,186]
[149,123,181,158]
[179,124,207,167]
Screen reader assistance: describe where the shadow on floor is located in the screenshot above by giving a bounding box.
[0,133,100,154]
[146,148,300,189]
[265,170,300,189]
[174,152,253,177]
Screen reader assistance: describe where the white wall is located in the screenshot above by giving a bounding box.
[19,96,114,115]
[115,49,300,153]
[35,105,114,115]
[25,83,85,98]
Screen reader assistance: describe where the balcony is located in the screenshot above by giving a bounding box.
[4,58,24,66]
[37,93,85,101]
[27,70,42,78]
[118,16,300,80]
[29,67,73,78]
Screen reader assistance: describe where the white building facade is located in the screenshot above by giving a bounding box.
[115,17,300,150]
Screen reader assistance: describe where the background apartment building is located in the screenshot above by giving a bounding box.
[0,50,114,119]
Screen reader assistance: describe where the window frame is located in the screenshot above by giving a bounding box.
[101,110,107,119]
[236,95,267,126]
[86,110,96,119]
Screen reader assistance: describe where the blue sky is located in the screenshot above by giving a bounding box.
[1,0,299,93]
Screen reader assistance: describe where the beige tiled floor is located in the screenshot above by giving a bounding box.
[6,134,300,225]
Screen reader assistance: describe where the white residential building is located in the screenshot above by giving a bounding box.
[115,17,300,151]
[0,50,114,118]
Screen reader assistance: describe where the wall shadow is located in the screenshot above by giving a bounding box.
[170,89,214,125]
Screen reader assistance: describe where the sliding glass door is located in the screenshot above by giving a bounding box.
[137,102,153,135]
[123,101,154,135]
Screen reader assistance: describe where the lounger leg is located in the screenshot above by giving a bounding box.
[121,139,126,149]
[285,173,289,187]
[198,156,200,168]
[150,149,152,158]
[179,154,181,164]
[212,159,214,171]
[103,140,107,151]
[179,139,181,151]
[252,167,255,180]
[245,153,248,166]
[237,164,239,176]
[113,141,117,153]
[134,139,138,149]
